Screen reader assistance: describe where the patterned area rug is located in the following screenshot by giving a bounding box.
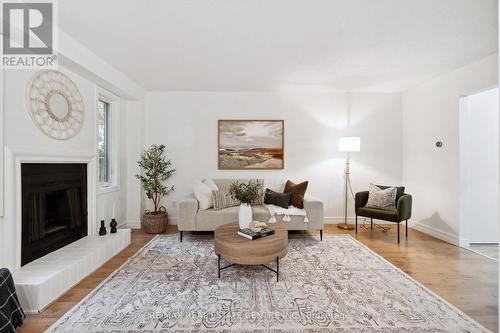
[46,235,489,332]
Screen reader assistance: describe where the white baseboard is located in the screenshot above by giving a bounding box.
[408,220,459,246]
[324,218,460,247]
[125,220,141,229]
[459,237,470,248]
[324,217,356,224]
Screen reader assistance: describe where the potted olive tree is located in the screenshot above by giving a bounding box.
[229,181,262,229]
[136,144,175,233]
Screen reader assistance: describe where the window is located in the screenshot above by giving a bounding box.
[96,88,120,193]
[97,99,110,186]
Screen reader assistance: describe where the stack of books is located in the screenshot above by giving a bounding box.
[238,227,275,240]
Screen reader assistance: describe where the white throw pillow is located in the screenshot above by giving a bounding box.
[193,181,214,210]
[203,178,219,192]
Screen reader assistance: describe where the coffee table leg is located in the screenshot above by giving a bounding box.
[218,254,220,279]
[276,256,279,282]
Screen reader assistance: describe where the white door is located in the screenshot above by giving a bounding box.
[459,87,499,245]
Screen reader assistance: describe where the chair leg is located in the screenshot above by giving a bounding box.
[397,223,400,244]
[406,220,408,239]
[180,231,183,242]
[370,218,373,229]
[320,230,323,241]
[355,215,358,233]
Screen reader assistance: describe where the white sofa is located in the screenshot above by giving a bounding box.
[177,178,324,241]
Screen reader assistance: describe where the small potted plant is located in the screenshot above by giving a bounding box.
[229,181,262,229]
[136,144,175,233]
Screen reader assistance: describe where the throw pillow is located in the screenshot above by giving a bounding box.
[263,179,286,193]
[366,184,397,210]
[376,184,405,202]
[212,190,240,211]
[284,180,308,209]
[263,189,291,209]
[203,178,219,192]
[253,180,265,205]
[193,181,214,210]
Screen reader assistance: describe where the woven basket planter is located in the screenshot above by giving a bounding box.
[142,207,168,234]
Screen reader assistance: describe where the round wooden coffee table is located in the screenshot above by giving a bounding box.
[214,222,288,281]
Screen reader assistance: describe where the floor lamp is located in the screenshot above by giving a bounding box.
[337,137,360,230]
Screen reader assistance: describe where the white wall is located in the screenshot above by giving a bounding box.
[459,87,499,244]
[145,91,403,221]
[402,54,498,245]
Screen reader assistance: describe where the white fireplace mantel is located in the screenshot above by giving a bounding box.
[13,149,97,270]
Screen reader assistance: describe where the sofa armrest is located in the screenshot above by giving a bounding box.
[397,194,412,221]
[303,198,324,229]
[177,194,198,231]
[355,191,369,213]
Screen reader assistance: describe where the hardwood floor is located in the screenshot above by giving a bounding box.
[19,224,498,332]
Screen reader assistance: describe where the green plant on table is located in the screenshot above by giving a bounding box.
[229,181,262,205]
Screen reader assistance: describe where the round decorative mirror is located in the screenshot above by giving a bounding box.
[48,92,70,120]
[27,70,84,140]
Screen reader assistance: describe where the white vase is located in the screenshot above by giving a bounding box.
[238,203,252,229]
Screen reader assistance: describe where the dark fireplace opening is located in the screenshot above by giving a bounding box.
[22,163,88,266]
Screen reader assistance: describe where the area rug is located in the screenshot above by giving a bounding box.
[46,235,489,332]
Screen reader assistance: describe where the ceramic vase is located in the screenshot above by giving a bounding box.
[110,218,117,233]
[238,203,252,229]
[99,220,107,236]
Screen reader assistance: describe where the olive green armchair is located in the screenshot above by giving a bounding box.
[355,186,412,243]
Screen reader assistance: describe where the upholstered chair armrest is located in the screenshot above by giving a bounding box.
[397,194,412,221]
[355,191,369,213]
[177,194,199,231]
[303,198,324,229]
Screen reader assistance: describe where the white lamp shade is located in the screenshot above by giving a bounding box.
[338,137,360,152]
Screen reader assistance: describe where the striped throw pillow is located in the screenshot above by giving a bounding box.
[212,191,240,210]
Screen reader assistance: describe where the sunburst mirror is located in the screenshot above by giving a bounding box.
[26,70,84,140]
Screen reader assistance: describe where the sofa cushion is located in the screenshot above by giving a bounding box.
[196,205,271,230]
[264,179,286,192]
[214,179,265,205]
[213,179,263,193]
[357,207,400,222]
[194,204,317,231]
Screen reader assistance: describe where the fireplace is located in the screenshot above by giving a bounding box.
[21,163,88,266]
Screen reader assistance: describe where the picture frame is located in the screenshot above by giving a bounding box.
[218,120,284,170]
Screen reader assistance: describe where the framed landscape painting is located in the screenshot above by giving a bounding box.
[218,120,284,169]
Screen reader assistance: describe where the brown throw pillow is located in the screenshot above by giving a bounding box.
[284,180,308,209]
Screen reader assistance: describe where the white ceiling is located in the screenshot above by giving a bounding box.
[59,0,497,92]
